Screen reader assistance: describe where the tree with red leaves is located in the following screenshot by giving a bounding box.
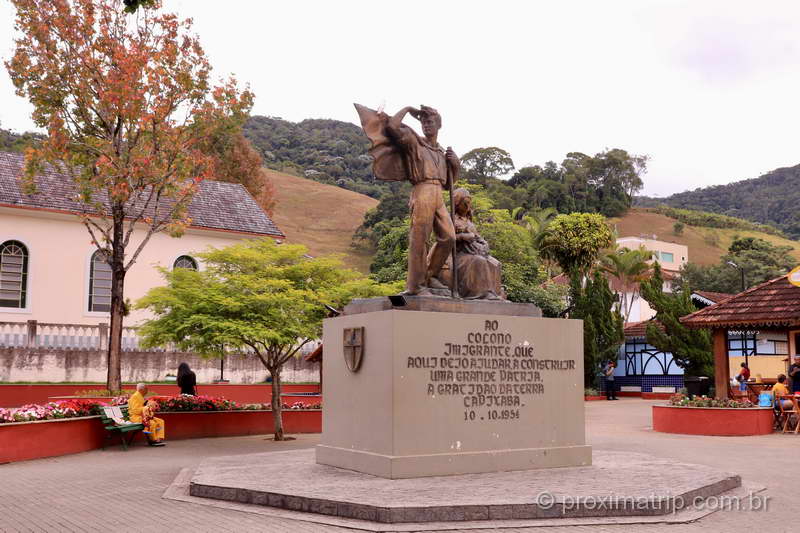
[6,0,254,392]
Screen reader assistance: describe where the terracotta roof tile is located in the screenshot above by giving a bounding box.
[0,151,283,237]
[681,275,800,328]
[624,320,664,338]
[692,290,734,304]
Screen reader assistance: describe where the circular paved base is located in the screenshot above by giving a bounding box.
[189,449,741,524]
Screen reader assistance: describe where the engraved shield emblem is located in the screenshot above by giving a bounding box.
[343,327,364,372]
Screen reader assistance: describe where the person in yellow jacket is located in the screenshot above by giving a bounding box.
[128,383,165,446]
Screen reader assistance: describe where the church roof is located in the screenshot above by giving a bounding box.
[0,151,283,238]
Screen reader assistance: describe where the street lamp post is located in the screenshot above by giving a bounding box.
[727,261,749,369]
[727,261,746,292]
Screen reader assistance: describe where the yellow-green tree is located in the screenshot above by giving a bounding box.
[136,238,399,440]
[539,213,614,281]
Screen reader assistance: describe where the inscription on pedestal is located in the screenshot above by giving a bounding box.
[319,309,590,478]
[405,319,577,423]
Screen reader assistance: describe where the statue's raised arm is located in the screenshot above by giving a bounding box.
[354,103,456,296]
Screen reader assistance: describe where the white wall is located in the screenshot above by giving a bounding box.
[0,207,268,327]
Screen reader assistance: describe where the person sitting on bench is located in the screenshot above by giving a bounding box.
[773,374,793,410]
[128,383,166,446]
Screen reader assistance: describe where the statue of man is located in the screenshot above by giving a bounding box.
[354,104,459,296]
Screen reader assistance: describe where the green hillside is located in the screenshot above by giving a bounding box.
[609,208,800,266]
[636,163,800,239]
[242,115,389,198]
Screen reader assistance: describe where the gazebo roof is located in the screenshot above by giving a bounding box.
[681,275,800,329]
[691,290,734,306]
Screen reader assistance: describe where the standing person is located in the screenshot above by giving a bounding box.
[354,103,457,296]
[736,362,751,392]
[128,383,165,446]
[605,361,618,400]
[789,356,800,393]
[177,362,197,396]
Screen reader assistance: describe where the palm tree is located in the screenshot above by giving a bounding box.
[600,246,653,323]
[521,208,558,276]
[521,207,557,249]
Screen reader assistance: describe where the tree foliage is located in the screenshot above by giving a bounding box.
[460,147,515,185]
[570,271,624,387]
[600,246,653,323]
[643,206,784,237]
[539,213,614,278]
[199,131,276,216]
[0,127,44,153]
[243,115,385,198]
[6,0,253,391]
[136,238,399,439]
[506,149,647,217]
[635,162,800,239]
[122,0,154,12]
[677,236,796,294]
[640,264,713,377]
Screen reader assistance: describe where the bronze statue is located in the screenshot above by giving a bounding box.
[451,188,503,300]
[355,103,457,296]
[355,103,505,300]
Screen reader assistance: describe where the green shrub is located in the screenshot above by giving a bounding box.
[647,206,784,236]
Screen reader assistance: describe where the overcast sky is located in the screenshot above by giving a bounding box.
[2,0,800,196]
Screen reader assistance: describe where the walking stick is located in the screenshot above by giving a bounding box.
[447,148,458,299]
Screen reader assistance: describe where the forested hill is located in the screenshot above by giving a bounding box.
[242,115,385,198]
[0,127,43,152]
[636,163,800,239]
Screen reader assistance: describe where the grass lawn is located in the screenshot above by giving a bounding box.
[267,168,377,273]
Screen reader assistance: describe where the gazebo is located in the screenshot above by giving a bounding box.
[681,275,797,399]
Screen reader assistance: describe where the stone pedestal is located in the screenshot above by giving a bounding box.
[315,297,591,479]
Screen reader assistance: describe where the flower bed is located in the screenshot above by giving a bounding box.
[1,395,320,425]
[668,394,755,409]
[0,383,321,408]
[653,395,773,436]
[0,399,101,424]
[0,395,322,464]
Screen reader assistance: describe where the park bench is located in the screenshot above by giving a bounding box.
[99,405,144,450]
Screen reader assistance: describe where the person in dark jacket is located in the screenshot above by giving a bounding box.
[177,362,197,396]
[604,361,618,400]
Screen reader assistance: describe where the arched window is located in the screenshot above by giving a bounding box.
[88,250,112,312]
[0,240,28,309]
[173,255,198,271]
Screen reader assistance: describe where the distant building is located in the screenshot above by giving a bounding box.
[613,291,732,393]
[616,235,688,273]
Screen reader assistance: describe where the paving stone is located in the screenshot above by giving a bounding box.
[188,447,741,523]
[0,400,793,532]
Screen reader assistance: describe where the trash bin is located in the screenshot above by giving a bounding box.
[684,376,710,398]
[699,376,711,397]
